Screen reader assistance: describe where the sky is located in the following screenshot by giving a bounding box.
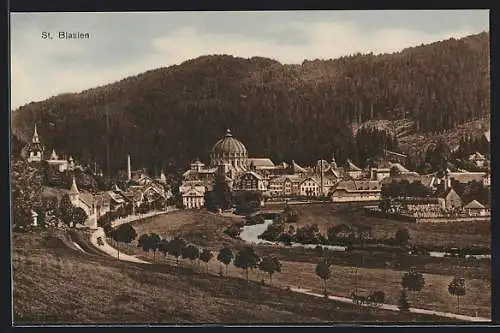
[10,10,489,109]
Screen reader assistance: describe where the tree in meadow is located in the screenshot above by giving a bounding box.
[234,246,260,283]
[167,236,187,266]
[448,276,466,313]
[199,249,214,274]
[315,260,331,295]
[110,223,137,260]
[217,246,234,277]
[258,255,281,284]
[401,268,426,305]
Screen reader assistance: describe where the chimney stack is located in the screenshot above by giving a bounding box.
[320,160,324,196]
[127,155,131,181]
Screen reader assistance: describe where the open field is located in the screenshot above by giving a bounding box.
[281,203,490,249]
[120,242,491,319]
[120,210,491,318]
[12,231,457,324]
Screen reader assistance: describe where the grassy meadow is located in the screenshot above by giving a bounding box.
[12,231,458,324]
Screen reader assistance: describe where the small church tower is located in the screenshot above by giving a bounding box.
[69,175,80,204]
[26,124,45,163]
[331,153,337,169]
[159,169,167,183]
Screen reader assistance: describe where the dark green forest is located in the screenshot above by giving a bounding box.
[11,32,489,176]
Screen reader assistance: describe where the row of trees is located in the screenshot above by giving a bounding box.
[258,218,412,248]
[122,230,283,284]
[381,180,433,199]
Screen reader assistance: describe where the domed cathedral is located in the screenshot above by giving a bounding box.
[210,129,248,173]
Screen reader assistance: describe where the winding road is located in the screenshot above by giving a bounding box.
[89,209,491,323]
[90,210,174,264]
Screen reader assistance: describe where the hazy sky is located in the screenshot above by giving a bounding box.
[10,10,489,109]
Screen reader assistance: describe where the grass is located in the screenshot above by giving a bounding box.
[131,210,240,249]
[12,230,457,324]
[124,208,490,318]
[123,242,491,319]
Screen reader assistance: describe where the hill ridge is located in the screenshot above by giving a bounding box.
[12,32,490,174]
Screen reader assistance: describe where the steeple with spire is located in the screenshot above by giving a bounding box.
[50,148,58,160]
[159,169,167,183]
[331,153,337,169]
[32,124,40,143]
[25,123,45,162]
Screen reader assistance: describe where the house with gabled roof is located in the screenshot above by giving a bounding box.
[180,184,205,209]
[330,179,381,202]
[234,171,266,192]
[463,199,488,216]
[299,176,321,197]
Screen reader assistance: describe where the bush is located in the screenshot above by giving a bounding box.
[259,222,284,242]
[278,233,292,245]
[371,290,386,304]
[245,215,265,226]
[224,224,241,238]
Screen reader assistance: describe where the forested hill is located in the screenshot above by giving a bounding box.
[11,32,489,175]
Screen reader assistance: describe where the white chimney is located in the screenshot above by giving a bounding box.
[127,155,131,181]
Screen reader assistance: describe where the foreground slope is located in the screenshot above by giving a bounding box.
[12,231,454,324]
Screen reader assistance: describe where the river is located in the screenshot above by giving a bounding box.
[239,220,347,251]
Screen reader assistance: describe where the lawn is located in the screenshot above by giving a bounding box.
[12,231,455,324]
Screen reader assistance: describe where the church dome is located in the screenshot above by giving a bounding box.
[210,129,248,167]
[211,129,247,157]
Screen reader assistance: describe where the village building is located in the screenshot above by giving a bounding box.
[234,171,267,192]
[268,174,303,197]
[179,181,206,209]
[22,124,83,174]
[435,177,462,210]
[483,172,491,187]
[299,177,321,197]
[343,159,363,179]
[468,152,487,167]
[46,149,69,172]
[463,199,488,216]
[23,124,45,163]
[330,180,382,202]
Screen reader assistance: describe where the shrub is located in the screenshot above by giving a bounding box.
[224,224,241,238]
[371,290,386,304]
